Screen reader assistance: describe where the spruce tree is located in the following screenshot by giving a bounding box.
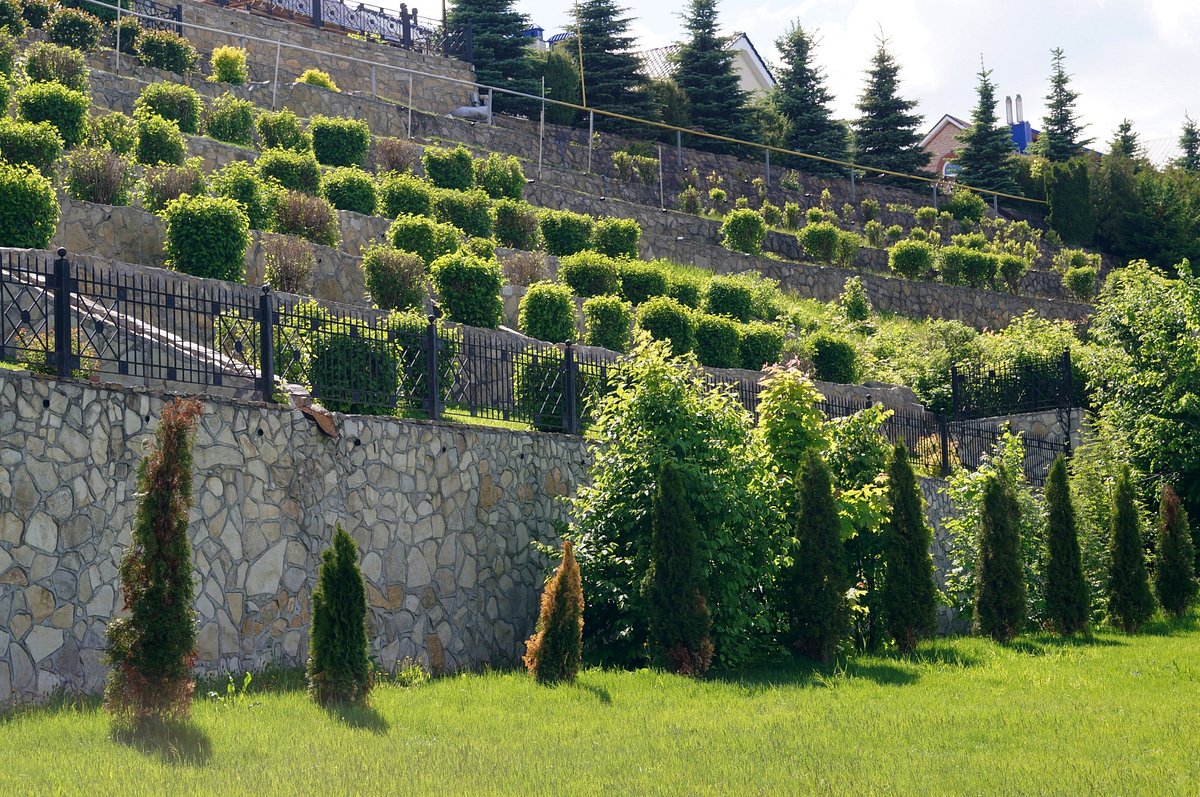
[570,0,656,132]
[1176,114,1200,173]
[646,459,713,676]
[530,48,580,126]
[773,23,849,174]
[1109,119,1141,160]
[1045,159,1096,246]
[1036,48,1092,162]
[1106,467,1155,633]
[785,451,850,662]
[672,0,754,153]
[523,540,585,683]
[446,0,535,112]
[104,397,203,722]
[880,444,938,654]
[974,468,1026,643]
[956,63,1018,195]
[1154,485,1196,618]
[1043,456,1089,635]
[307,525,372,705]
[851,37,929,179]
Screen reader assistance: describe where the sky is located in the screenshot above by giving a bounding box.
[508,0,1200,160]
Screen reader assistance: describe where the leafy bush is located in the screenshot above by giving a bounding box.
[204,92,255,146]
[23,41,88,91]
[372,136,420,173]
[431,187,493,238]
[378,171,432,218]
[797,220,839,263]
[46,7,99,50]
[759,200,782,228]
[558,250,620,298]
[720,208,766,255]
[0,161,59,248]
[210,160,278,230]
[15,81,89,148]
[997,254,1029,293]
[860,197,880,221]
[582,294,631,352]
[464,236,496,260]
[0,117,63,175]
[519,280,575,343]
[140,158,205,214]
[297,67,338,91]
[320,166,377,215]
[256,108,311,152]
[637,296,694,355]
[272,189,340,247]
[611,150,658,184]
[9,0,35,31]
[429,251,503,328]
[707,186,726,211]
[945,189,988,224]
[422,144,474,190]
[590,217,640,259]
[839,276,872,322]
[88,112,137,155]
[307,526,372,706]
[473,152,523,200]
[310,114,370,167]
[135,82,202,135]
[136,29,197,74]
[65,147,133,205]
[300,301,400,414]
[0,29,12,76]
[388,213,459,265]
[666,272,702,308]
[834,230,861,268]
[863,219,885,248]
[808,331,858,383]
[935,245,970,286]
[617,260,667,306]
[500,250,547,286]
[1063,264,1097,299]
[676,185,701,214]
[522,540,584,684]
[962,249,999,289]
[108,14,140,55]
[161,193,249,284]
[260,233,314,294]
[702,275,754,323]
[134,112,185,165]
[914,205,938,230]
[257,147,321,194]
[782,201,802,230]
[362,244,426,312]
[885,223,904,242]
[738,321,783,370]
[538,208,594,257]
[22,0,52,29]
[208,45,248,85]
[694,313,741,368]
[492,198,539,250]
[888,238,934,279]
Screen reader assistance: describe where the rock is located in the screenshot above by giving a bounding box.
[24,512,58,552]
[26,586,55,623]
[25,626,64,664]
[246,540,287,595]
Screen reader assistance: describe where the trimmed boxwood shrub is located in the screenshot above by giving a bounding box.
[936,245,994,286]
[61,0,129,24]
[538,208,594,257]
[582,294,632,352]
[617,260,667,306]
[702,275,754,322]
[256,108,311,152]
[694,313,741,368]
[272,190,340,247]
[136,29,197,75]
[961,249,999,289]
[388,213,459,265]
[590,217,640,259]
[379,171,433,218]
[997,254,1029,293]
[0,0,25,35]
[65,147,133,205]
[310,115,370,167]
[720,208,766,255]
[47,7,99,51]
[834,230,862,268]
[430,251,503,328]
[257,148,321,194]
[797,220,839,263]
[888,238,934,279]
[431,187,493,238]
[210,160,278,230]
[739,321,784,370]
[15,81,89,149]
[666,272,702,308]
[109,15,141,56]
[492,197,539,250]
[474,152,524,200]
[558,250,620,298]
[140,158,206,214]
[945,189,988,224]
[135,83,202,135]
[23,41,89,91]
[209,45,248,85]
[301,301,398,415]
[162,193,249,282]
[637,295,694,356]
[808,331,858,383]
[22,0,53,29]
[361,244,426,312]
[135,113,186,166]
[321,166,377,215]
[1063,264,1097,299]
[298,68,338,91]
[422,144,474,190]
[519,281,575,343]
[88,112,137,155]
[203,92,255,146]
[0,117,64,175]
[0,161,59,249]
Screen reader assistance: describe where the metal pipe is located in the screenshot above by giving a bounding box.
[272,41,281,110]
[587,111,594,174]
[407,75,414,138]
[538,77,545,180]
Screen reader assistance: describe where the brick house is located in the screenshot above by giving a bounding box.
[920,114,968,177]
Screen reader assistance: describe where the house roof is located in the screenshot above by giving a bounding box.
[919,114,969,149]
[635,33,776,88]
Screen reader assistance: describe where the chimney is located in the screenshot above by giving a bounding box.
[1005,96,1014,126]
[1015,94,1024,123]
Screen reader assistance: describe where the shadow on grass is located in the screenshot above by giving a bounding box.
[1136,613,1198,637]
[1010,633,1127,656]
[112,717,213,766]
[574,680,613,705]
[326,702,390,734]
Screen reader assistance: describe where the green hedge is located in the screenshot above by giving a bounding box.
[473,152,524,200]
[430,251,503,328]
[0,161,59,249]
[321,166,378,215]
[362,244,426,312]
[257,148,321,194]
[0,0,25,35]
[379,172,433,218]
[272,190,340,247]
[538,208,594,257]
[617,260,667,305]
[15,81,89,149]
[303,302,399,416]
[135,83,202,135]
[694,313,741,368]
[431,187,493,238]
[637,296,694,356]
[162,194,249,282]
[136,29,197,74]
[46,7,100,51]
[808,331,858,383]
[139,158,206,213]
[0,117,63,176]
[88,113,137,155]
[388,213,460,265]
[422,144,474,190]
[23,42,89,92]
[720,208,766,255]
[582,294,631,353]
[558,251,620,298]
[209,45,248,85]
[590,217,640,259]
[739,322,783,371]
[310,115,370,167]
[134,113,186,166]
[888,239,934,279]
[210,160,278,230]
[204,92,255,146]
[702,275,754,322]
[256,108,312,152]
[519,281,576,343]
[492,198,540,250]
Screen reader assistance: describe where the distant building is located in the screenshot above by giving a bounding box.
[635,33,776,96]
[921,95,1040,177]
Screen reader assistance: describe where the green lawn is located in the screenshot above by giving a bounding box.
[3,623,1199,795]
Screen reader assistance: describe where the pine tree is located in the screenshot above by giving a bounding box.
[880,444,938,654]
[523,540,585,683]
[673,0,754,153]
[1043,456,1089,635]
[1154,485,1196,618]
[851,36,929,180]
[1176,114,1200,173]
[1036,48,1092,162]
[1106,468,1155,633]
[785,451,850,662]
[570,0,656,132]
[974,467,1026,643]
[1109,119,1141,159]
[956,63,1018,195]
[773,23,849,174]
[446,0,536,112]
[307,525,372,705]
[104,397,203,722]
[646,459,714,676]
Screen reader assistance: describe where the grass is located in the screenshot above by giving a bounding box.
[3,624,1199,795]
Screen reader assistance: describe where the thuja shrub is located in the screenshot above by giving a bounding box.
[430,251,503,328]
[702,275,754,323]
[210,160,278,230]
[720,208,766,255]
[298,67,338,91]
[0,161,59,249]
[256,108,312,152]
[47,7,100,51]
[738,321,783,371]
[492,198,539,250]
[0,117,64,175]
[880,444,938,653]
[88,112,137,155]
[162,194,249,282]
[379,171,433,218]
[134,83,201,135]
[261,233,314,294]
[422,144,474,190]
[208,45,248,85]
[137,29,198,75]
[888,238,934,279]
[637,296,694,356]
[104,397,203,723]
[65,147,133,205]
[1155,485,1196,618]
[23,41,89,91]
[1043,456,1089,635]
[538,208,594,257]
[204,92,255,147]
[321,166,378,215]
[617,260,667,306]
[1107,468,1155,632]
[974,467,1026,643]
[361,244,425,312]
[558,251,620,298]
[307,525,372,706]
[310,114,370,167]
[694,313,741,369]
[582,294,631,353]
[808,331,858,383]
[474,152,524,200]
[135,113,186,166]
[257,148,321,194]
[272,190,340,247]
[590,217,640,259]
[523,540,584,684]
[518,280,575,343]
[388,213,459,266]
[15,81,89,148]
[431,187,493,239]
[140,158,205,214]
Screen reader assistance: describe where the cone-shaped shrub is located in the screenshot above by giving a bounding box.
[646,459,713,676]
[974,467,1025,642]
[785,451,850,662]
[522,540,584,683]
[1107,468,1155,632]
[880,444,938,653]
[104,397,202,722]
[1154,485,1196,619]
[307,525,372,705]
[1044,455,1089,635]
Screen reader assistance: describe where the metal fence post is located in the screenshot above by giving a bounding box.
[676,129,682,172]
[174,4,183,37]
[586,111,594,175]
[657,145,664,209]
[53,248,72,380]
[950,364,961,419]
[849,167,856,201]
[931,183,939,210]
[939,412,950,478]
[993,192,999,214]
[271,41,281,110]
[765,148,771,187]
[312,0,323,28]
[426,315,441,421]
[258,286,275,403]
[563,341,578,435]
[1060,347,1073,406]
[407,75,414,138]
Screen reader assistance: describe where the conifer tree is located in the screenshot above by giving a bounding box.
[446,0,535,111]
[785,451,850,662]
[1035,48,1092,162]
[104,397,203,722]
[646,459,714,676]
[1154,485,1196,618]
[956,63,1018,195]
[1176,114,1200,173]
[1109,119,1141,159]
[523,540,585,683]
[880,444,938,653]
[530,48,580,126]
[672,0,754,152]
[974,467,1026,643]
[851,37,929,179]
[1043,455,1089,635]
[569,0,656,132]
[307,525,372,705]
[1106,468,1155,633]
[773,23,849,174]
[1045,158,1096,246]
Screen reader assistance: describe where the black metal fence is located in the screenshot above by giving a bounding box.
[131,0,184,35]
[951,349,1077,419]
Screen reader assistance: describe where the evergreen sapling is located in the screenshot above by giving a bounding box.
[1154,485,1196,619]
[1043,455,1090,635]
[880,444,938,653]
[307,525,372,705]
[523,540,585,683]
[1106,468,1155,633]
[974,467,1026,643]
